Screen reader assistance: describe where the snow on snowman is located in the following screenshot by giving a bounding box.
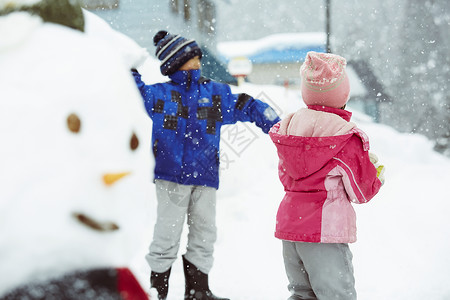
[0,0,155,298]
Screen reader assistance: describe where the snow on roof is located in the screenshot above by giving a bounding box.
[217,32,326,63]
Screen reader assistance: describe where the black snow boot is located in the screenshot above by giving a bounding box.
[182,255,230,300]
[151,268,171,300]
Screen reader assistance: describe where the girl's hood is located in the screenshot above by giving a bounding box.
[269,107,370,180]
[270,122,355,179]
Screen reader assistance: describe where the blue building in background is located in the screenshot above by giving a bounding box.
[217,32,326,87]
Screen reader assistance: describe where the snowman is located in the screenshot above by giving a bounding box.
[0,0,154,298]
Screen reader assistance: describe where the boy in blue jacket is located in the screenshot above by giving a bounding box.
[132,31,280,300]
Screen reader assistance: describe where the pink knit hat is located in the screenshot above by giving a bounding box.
[300,51,350,109]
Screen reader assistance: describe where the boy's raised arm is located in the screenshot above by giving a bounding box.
[229,92,281,133]
[131,69,156,118]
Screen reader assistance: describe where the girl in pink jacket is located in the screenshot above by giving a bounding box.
[269,52,383,300]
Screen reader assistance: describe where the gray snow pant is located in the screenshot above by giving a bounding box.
[146,179,217,274]
[282,240,356,300]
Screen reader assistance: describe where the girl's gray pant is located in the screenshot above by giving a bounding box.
[146,179,217,274]
[282,240,357,300]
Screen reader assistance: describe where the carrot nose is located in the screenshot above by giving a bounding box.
[102,172,131,186]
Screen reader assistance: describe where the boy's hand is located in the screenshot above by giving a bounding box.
[369,152,385,185]
[126,48,149,70]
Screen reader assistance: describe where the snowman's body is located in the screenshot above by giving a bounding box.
[0,9,153,298]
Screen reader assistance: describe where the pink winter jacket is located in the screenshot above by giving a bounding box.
[269,105,382,243]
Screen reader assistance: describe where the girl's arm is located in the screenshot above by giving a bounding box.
[334,132,383,204]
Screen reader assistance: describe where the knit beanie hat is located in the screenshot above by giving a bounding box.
[153,30,203,76]
[300,51,350,109]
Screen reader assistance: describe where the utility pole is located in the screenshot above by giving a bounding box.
[325,0,331,53]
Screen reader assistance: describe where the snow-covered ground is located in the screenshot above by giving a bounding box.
[130,81,450,300]
[2,7,450,300]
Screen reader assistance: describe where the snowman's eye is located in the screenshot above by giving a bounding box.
[67,113,81,133]
[130,132,139,150]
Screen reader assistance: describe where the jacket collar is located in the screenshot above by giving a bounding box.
[307,105,352,122]
[169,69,202,89]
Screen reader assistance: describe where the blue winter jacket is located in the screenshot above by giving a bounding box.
[132,69,280,189]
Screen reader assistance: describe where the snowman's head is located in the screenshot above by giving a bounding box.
[0,12,153,295]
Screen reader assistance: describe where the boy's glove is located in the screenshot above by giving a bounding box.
[369,152,385,186]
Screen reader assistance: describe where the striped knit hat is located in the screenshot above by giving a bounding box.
[153,30,203,76]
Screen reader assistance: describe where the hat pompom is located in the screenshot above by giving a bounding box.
[153,30,168,46]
